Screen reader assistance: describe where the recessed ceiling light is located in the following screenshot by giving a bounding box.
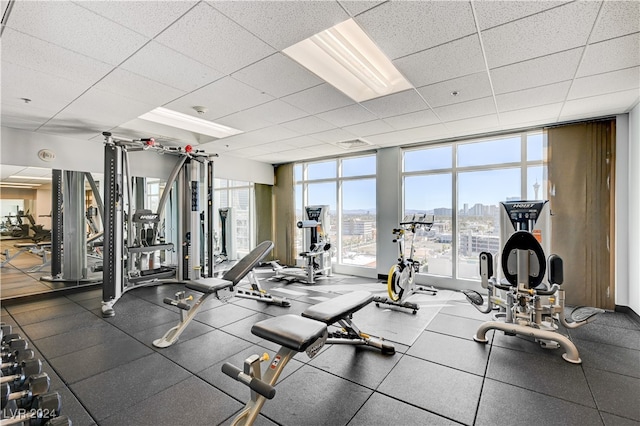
[139,107,243,139]
[9,175,51,180]
[283,19,412,102]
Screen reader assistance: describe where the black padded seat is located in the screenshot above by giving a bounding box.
[186,277,233,294]
[302,291,373,324]
[251,314,327,352]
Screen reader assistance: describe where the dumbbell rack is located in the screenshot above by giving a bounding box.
[0,323,72,426]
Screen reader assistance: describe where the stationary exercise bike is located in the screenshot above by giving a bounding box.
[462,200,603,364]
[374,213,437,313]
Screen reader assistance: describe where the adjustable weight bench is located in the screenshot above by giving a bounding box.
[1,243,51,269]
[153,241,289,348]
[222,314,328,426]
[301,290,395,355]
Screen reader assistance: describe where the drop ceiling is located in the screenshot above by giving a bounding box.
[1,0,638,165]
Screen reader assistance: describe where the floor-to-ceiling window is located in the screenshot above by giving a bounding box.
[294,153,377,274]
[403,131,546,283]
[214,179,254,257]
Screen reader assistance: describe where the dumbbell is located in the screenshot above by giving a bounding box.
[2,336,28,356]
[1,373,50,410]
[0,392,62,425]
[2,357,40,378]
[1,349,35,372]
[0,359,42,389]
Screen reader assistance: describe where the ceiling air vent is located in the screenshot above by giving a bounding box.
[336,138,371,149]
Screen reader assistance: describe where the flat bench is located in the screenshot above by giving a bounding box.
[301,290,395,355]
[153,241,289,348]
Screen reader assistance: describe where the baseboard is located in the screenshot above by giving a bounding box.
[615,305,640,326]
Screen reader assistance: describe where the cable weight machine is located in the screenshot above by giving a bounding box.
[101,132,217,318]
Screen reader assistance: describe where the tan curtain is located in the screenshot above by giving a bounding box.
[547,120,615,309]
[273,164,296,266]
[254,183,273,259]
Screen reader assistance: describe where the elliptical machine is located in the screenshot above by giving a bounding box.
[462,200,603,364]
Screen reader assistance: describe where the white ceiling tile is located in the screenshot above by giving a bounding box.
[1,29,113,86]
[499,103,563,127]
[496,81,571,112]
[317,104,377,127]
[216,110,272,133]
[338,1,385,17]
[569,67,640,100]
[278,136,329,150]
[227,145,274,158]
[209,1,349,50]
[560,89,640,119]
[242,100,308,125]
[1,61,88,115]
[491,48,583,94]
[53,87,156,130]
[281,116,336,134]
[343,119,395,137]
[394,35,486,88]
[577,33,640,77]
[356,1,476,60]
[417,72,493,108]
[155,3,274,74]
[165,77,274,119]
[243,126,300,144]
[383,110,440,131]
[310,128,358,144]
[76,1,198,39]
[434,97,497,122]
[232,53,322,98]
[120,41,224,92]
[361,90,429,119]
[473,1,571,30]
[590,0,640,43]
[1,104,51,128]
[94,68,185,107]
[443,114,501,137]
[282,84,354,115]
[482,1,600,68]
[365,123,449,146]
[6,1,148,66]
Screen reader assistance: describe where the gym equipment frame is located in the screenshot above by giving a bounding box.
[373,213,437,313]
[462,201,603,364]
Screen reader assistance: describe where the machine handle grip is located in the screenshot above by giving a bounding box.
[162,298,191,311]
[221,363,276,399]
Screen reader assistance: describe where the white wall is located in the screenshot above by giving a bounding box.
[1,127,274,184]
[626,104,640,315]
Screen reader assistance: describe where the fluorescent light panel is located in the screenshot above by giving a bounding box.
[138,107,243,139]
[283,19,412,102]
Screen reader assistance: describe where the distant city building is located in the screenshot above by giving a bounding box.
[343,219,374,236]
[459,233,500,256]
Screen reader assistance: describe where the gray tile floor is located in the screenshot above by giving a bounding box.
[1,271,639,426]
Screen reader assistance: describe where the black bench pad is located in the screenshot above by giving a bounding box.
[302,291,373,324]
[251,314,327,352]
[186,277,233,294]
[14,243,50,248]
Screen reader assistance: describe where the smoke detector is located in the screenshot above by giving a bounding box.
[192,106,208,115]
[336,138,371,149]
